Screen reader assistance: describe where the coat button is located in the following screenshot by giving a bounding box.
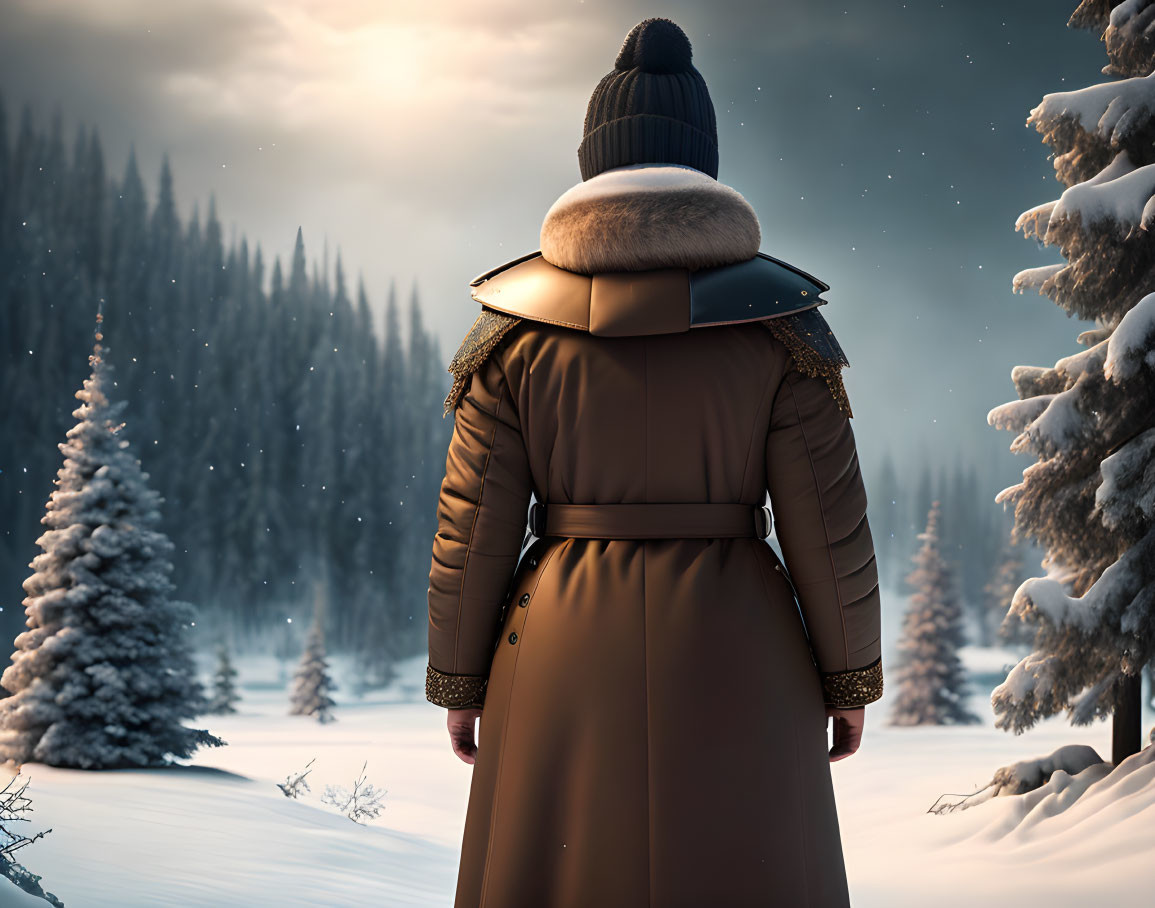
[529,557,538,568]
[519,593,530,607]
[508,631,518,644]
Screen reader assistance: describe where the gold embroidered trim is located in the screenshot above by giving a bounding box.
[820,656,883,707]
[761,315,853,418]
[444,308,523,417]
[425,664,488,709]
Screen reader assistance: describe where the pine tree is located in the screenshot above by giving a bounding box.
[289,581,337,723]
[207,638,241,715]
[988,2,1155,762]
[889,501,981,727]
[0,312,223,768]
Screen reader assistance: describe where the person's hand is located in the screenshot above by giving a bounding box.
[825,705,865,762]
[447,707,484,764]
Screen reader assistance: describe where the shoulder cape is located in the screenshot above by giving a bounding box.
[443,251,851,418]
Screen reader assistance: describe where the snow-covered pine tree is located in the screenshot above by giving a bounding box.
[0,312,222,769]
[988,0,1155,763]
[207,638,241,715]
[888,501,981,727]
[289,581,337,723]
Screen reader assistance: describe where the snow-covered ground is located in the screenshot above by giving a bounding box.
[6,641,1154,907]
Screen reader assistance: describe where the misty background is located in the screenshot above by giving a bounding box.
[0,0,1113,473]
[0,0,1112,658]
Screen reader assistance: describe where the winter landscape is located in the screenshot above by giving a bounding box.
[3,0,1155,905]
[0,639,1150,908]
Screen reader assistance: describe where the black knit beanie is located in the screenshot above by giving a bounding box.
[578,18,718,181]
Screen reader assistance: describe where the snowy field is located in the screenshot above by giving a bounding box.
[5,640,1154,908]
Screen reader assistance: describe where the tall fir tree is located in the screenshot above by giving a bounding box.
[207,637,241,715]
[0,312,222,768]
[289,580,337,723]
[889,501,981,727]
[988,1,1155,762]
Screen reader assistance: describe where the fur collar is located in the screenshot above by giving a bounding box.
[539,164,762,274]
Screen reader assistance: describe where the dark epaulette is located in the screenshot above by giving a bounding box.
[758,308,852,418]
[445,250,852,418]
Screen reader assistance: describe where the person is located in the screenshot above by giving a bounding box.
[425,17,882,908]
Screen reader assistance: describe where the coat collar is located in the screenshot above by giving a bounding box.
[539,163,762,274]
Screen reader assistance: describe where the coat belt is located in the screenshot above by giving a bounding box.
[528,502,772,539]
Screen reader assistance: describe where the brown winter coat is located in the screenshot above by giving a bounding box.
[426,163,883,907]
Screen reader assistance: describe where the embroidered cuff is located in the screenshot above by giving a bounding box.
[820,656,883,708]
[426,664,488,709]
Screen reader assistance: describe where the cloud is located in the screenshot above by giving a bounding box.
[0,0,1112,475]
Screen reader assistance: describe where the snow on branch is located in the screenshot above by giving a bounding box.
[1105,0,1155,77]
[1014,574,1105,633]
[1010,364,1066,399]
[1104,291,1155,380]
[1011,263,1065,295]
[1076,325,1114,347]
[1053,337,1111,380]
[1018,153,1137,243]
[1050,157,1155,232]
[1019,153,1155,321]
[1029,523,1155,636]
[1000,342,1126,460]
[990,341,1114,454]
[987,395,1054,434]
[1031,70,1155,155]
[1095,428,1155,530]
[1015,200,1057,240]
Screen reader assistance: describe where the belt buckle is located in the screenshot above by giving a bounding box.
[528,501,548,537]
[755,505,772,539]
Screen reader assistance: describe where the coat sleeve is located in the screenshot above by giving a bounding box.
[425,351,533,709]
[764,360,883,709]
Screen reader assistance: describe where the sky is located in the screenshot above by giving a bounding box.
[0,0,1115,491]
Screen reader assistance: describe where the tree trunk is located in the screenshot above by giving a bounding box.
[1111,672,1142,765]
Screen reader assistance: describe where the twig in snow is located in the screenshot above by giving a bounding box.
[0,772,63,906]
[927,782,997,814]
[321,761,386,824]
[277,758,316,799]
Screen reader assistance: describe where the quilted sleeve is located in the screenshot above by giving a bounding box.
[426,349,533,709]
[764,358,883,708]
